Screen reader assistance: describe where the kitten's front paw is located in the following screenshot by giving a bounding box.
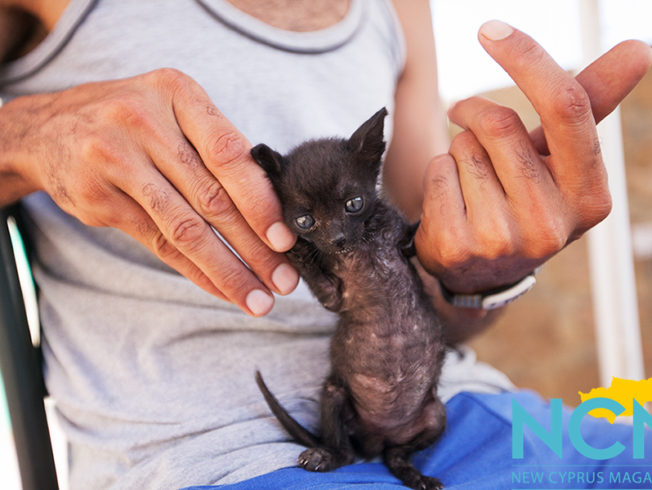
[319,288,342,312]
[298,447,336,472]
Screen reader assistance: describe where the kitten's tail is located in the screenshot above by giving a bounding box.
[255,370,320,448]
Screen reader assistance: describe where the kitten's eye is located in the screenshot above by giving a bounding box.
[295,214,315,230]
[345,196,364,214]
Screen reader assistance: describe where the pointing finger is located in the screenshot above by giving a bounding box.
[160,70,296,253]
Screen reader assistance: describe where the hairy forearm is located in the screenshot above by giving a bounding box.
[1,3,66,207]
[0,97,42,207]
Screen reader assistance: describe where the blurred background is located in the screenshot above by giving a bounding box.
[1,0,651,488]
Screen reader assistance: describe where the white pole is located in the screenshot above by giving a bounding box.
[580,0,645,386]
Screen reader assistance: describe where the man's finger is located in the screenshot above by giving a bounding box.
[108,192,227,300]
[448,96,554,202]
[530,39,652,153]
[477,21,601,189]
[119,163,276,316]
[166,71,295,253]
[415,153,469,274]
[142,131,298,296]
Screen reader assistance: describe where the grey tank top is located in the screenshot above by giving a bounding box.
[1,1,512,488]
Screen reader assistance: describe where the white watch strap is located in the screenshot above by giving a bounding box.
[480,274,537,309]
[441,271,538,310]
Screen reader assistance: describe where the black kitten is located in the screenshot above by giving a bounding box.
[251,108,447,490]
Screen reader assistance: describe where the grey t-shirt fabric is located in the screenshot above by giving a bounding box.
[1,0,514,488]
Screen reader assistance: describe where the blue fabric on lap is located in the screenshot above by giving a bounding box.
[184,391,651,489]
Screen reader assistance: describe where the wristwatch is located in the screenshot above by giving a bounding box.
[439,270,539,310]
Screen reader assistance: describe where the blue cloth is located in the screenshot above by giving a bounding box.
[185,391,651,489]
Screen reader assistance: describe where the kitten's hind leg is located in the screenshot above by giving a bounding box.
[384,445,443,490]
[298,377,354,472]
[384,396,446,489]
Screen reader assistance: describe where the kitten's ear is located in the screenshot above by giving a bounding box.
[251,144,284,178]
[348,107,388,166]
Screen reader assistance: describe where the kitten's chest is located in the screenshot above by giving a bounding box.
[333,241,403,293]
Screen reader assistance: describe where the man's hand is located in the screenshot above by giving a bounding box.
[1,69,299,315]
[415,21,652,295]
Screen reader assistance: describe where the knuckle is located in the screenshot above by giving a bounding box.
[450,130,477,152]
[523,219,567,258]
[80,134,114,163]
[435,232,471,269]
[577,188,612,231]
[177,141,202,168]
[424,156,455,201]
[476,106,523,140]
[146,67,189,89]
[426,174,449,196]
[102,97,147,126]
[132,216,155,237]
[475,220,515,259]
[78,178,109,205]
[169,213,207,249]
[515,142,541,181]
[151,231,179,260]
[208,130,247,167]
[550,82,592,123]
[197,181,237,222]
[467,153,490,180]
[591,192,613,223]
[101,100,161,140]
[142,184,171,213]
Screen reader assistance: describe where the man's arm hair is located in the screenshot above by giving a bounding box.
[0,1,66,207]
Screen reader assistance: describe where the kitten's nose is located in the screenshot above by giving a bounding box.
[330,233,346,249]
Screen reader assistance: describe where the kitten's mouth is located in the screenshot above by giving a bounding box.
[334,246,354,255]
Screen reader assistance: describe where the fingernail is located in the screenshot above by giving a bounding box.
[246,289,274,316]
[266,222,295,252]
[272,263,299,295]
[479,20,514,41]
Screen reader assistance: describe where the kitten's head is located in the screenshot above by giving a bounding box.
[252,107,388,255]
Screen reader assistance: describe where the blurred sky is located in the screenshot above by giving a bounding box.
[431,0,652,103]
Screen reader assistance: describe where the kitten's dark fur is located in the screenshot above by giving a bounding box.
[251,108,447,490]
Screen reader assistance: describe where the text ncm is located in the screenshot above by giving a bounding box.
[512,397,651,460]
